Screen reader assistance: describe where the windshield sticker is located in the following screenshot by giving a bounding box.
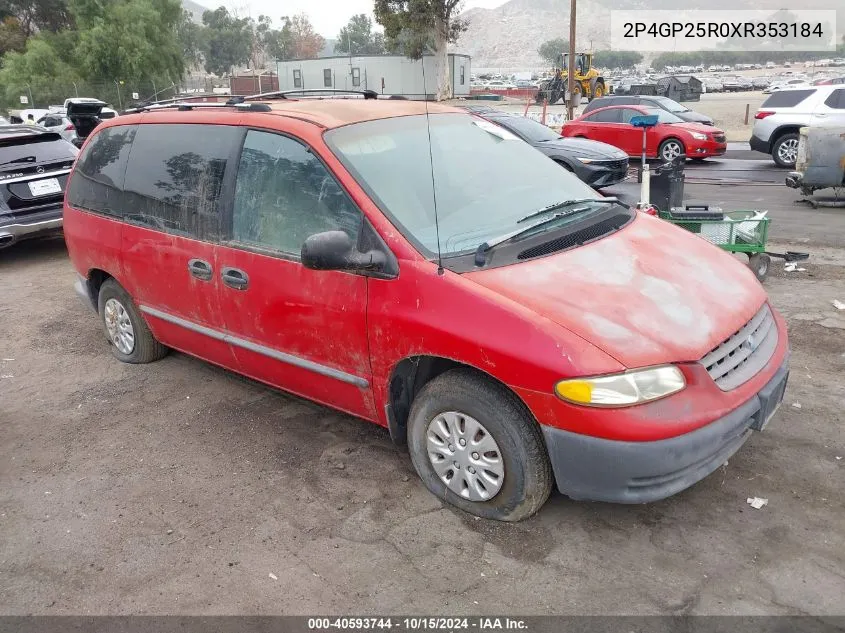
[472,120,520,141]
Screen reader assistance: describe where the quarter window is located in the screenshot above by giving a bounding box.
[66,125,136,217]
[122,124,239,240]
[823,89,845,109]
[231,130,362,256]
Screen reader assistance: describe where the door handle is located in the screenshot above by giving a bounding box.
[188,258,213,281]
[221,267,249,290]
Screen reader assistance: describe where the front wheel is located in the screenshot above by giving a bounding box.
[407,369,553,522]
[593,82,605,98]
[658,138,685,162]
[772,133,799,168]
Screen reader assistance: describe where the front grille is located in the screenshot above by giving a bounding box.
[700,304,777,391]
[713,134,726,143]
[517,213,633,260]
[596,159,628,170]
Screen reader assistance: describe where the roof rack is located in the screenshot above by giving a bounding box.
[123,101,272,114]
[239,88,380,101]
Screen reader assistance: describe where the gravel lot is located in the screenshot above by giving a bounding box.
[1,185,843,615]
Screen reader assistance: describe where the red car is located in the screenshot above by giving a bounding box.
[64,98,788,521]
[563,105,728,161]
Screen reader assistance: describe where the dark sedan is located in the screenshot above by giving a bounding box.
[469,110,630,188]
[583,95,714,126]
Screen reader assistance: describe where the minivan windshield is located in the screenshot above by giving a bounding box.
[325,113,605,257]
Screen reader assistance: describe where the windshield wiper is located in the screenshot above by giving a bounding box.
[0,155,37,168]
[517,197,618,224]
[474,197,619,267]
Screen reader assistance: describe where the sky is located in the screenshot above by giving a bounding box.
[225,0,508,38]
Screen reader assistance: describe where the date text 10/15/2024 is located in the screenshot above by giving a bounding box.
[308,618,528,631]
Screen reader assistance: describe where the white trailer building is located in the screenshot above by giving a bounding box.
[274,54,471,99]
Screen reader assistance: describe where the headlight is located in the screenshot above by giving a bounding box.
[691,132,708,140]
[575,157,594,163]
[555,366,685,407]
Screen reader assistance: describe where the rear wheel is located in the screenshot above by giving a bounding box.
[98,279,168,364]
[772,133,799,168]
[407,369,553,522]
[658,138,685,162]
[593,82,605,98]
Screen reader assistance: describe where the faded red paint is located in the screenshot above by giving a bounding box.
[64,101,787,448]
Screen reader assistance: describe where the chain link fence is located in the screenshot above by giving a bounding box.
[2,75,221,114]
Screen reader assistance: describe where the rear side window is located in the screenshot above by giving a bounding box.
[824,89,845,109]
[231,130,362,256]
[66,125,136,217]
[584,109,622,123]
[761,89,816,108]
[122,124,240,240]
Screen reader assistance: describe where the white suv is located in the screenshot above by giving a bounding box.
[750,86,845,168]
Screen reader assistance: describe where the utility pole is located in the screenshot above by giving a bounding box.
[567,0,576,122]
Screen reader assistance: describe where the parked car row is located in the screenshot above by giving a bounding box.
[56,96,788,521]
[1,98,112,249]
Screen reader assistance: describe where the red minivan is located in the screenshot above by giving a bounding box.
[64,98,789,521]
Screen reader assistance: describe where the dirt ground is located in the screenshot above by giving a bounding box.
[1,184,844,615]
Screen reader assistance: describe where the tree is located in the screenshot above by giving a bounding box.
[335,14,386,55]
[0,36,79,106]
[200,6,252,76]
[289,13,324,59]
[0,0,73,37]
[261,16,294,62]
[537,38,568,66]
[374,0,466,100]
[592,50,642,70]
[73,0,184,83]
[177,9,204,69]
[0,17,27,55]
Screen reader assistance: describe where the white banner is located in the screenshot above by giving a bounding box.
[610,10,838,52]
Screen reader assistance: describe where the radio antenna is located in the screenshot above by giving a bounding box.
[420,57,444,275]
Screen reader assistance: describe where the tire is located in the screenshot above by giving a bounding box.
[97,278,168,364]
[593,82,605,98]
[772,132,799,168]
[407,368,553,522]
[748,253,771,282]
[658,138,685,162]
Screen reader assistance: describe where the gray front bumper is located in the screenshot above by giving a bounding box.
[542,360,789,503]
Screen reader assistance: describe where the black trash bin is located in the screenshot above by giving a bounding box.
[650,158,685,212]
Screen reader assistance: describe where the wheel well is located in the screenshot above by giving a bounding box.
[771,126,800,146]
[386,356,525,448]
[86,268,113,299]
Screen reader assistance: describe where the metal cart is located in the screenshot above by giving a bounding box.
[658,205,809,281]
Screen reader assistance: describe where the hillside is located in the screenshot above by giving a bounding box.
[182,0,209,23]
[457,0,843,69]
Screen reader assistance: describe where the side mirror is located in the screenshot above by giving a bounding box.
[301,230,386,273]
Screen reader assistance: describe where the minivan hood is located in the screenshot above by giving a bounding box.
[465,214,767,368]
